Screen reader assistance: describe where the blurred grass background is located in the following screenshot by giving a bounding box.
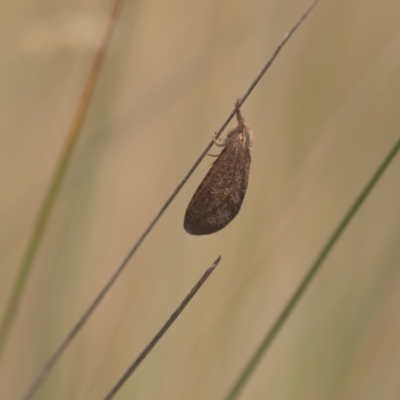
[1,0,400,399]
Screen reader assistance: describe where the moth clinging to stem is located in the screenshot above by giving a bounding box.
[184,101,254,235]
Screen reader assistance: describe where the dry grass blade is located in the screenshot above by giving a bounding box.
[2,0,124,395]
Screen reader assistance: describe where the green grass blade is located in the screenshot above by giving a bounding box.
[224,135,400,400]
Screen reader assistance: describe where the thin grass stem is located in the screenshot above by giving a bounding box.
[102,256,221,400]
[17,2,319,398]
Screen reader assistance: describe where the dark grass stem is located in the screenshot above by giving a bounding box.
[18,2,319,399]
[102,256,221,400]
[224,136,400,400]
[0,0,124,358]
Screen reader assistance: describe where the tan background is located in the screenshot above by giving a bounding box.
[1,0,400,399]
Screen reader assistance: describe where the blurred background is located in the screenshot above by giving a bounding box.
[1,0,400,399]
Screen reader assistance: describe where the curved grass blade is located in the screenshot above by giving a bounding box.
[224,135,400,400]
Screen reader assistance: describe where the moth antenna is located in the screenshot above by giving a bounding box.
[234,99,245,130]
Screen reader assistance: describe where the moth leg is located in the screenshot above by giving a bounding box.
[202,159,216,171]
[212,132,225,147]
[204,132,224,157]
[207,132,223,156]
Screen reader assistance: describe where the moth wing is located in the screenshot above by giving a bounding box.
[184,144,250,235]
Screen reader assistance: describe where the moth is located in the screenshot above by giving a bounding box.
[184,101,254,235]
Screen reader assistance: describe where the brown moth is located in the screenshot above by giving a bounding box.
[184,101,254,235]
